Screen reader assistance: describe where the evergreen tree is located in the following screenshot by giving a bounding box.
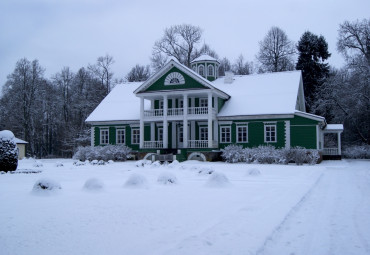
[0,130,18,172]
[296,31,331,112]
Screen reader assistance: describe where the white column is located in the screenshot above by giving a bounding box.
[286,121,291,149]
[163,95,168,149]
[140,97,144,148]
[91,127,94,146]
[208,92,213,148]
[151,122,155,141]
[183,94,188,148]
[338,132,342,155]
[191,121,195,140]
[151,99,154,110]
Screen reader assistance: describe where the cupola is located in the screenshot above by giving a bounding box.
[190,54,220,81]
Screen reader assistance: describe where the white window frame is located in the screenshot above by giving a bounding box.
[131,128,140,144]
[198,65,205,76]
[116,128,125,144]
[237,125,248,143]
[199,127,208,141]
[199,98,208,107]
[157,127,163,141]
[208,65,214,76]
[264,123,277,143]
[100,128,109,145]
[220,126,231,143]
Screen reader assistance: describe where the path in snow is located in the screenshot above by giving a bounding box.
[259,160,370,255]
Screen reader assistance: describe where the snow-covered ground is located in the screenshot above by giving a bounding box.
[0,159,369,255]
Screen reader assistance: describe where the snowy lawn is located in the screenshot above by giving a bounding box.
[0,159,369,255]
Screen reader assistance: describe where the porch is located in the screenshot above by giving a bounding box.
[322,124,344,159]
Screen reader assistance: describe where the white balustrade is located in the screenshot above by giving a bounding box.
[188,107,208,115]
[143,109,163,117]
[323,148,339,155]
[188,140,208,148]
[143,141,163,148]
[167,108,184,116]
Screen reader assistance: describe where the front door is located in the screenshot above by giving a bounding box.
[177,125,183,148]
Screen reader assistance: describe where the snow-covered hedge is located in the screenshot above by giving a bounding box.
[73,145,132,161]
[343,145,370,159]
[0,130,18,172]
[221,144,320,165]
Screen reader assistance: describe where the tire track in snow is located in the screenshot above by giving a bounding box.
[255,172,325,255]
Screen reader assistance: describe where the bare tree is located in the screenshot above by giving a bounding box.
[218,57,231,76]
[193,43,219,59]
[337,19,370,67]
[232,54,254,75]
[256,26,296,72]
[126,64,151,82]
[53,67,74,124]
[152,24,202,68]
[88,54,115,95]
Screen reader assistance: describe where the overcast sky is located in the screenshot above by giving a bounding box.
[0,0,369,91]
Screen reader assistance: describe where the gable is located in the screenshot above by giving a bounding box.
[142,66,209,92]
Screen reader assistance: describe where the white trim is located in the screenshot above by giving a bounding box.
[264,123,277,143]
[263,121,277,124]
[316,125,320,150]
[164,72,185,85]
[116,128,125,145]
[236,125,248,143]
[285,120,290,149]
[199,126,208,141]
[219,121,232,125]
[91,127,94,146]
[218,114,294,120]
[130,124,140,128]
[208,65,214,76]
[198,64,205,76]
[100,128,109,145]
[294,111,325,122]
[198,121,208,126]
[236,122,249,125]
[220,126,231,143]
[131,128,140,144]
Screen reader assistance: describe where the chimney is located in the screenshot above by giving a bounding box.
[224,71,234,84]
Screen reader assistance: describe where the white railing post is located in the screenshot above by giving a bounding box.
[183,94,188,148]
[140,97,144,149]
[338,132,342,155]
[208,92,213,148]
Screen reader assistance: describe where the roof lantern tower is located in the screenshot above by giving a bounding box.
[191,54,220,81]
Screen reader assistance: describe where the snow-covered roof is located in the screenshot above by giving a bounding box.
[324,124,344,132]
[86,82,145,122]
[191,54,219,63]
[212,71,303,117]
[14,138,28,144]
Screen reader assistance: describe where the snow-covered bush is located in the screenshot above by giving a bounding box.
[0,130,18,172]
[157,172,178,185]
[306,150,320,165]
[124,173,148,188]
[73,160,86,166]
[83,178,104,191]
[221,144,244,163]
[198,167,214,175]
[343,145,370,159]
[73,145,132,161]
[151,161,161,168]
[241,148,255,163]
[55,162,63,167]
[32,178,61,192]
[90,160,99,165]
[33,160,43,167]
[206,172,231,188]
[247,168,261,176]
[254,145,280,164]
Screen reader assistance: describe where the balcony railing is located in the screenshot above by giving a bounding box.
[144,107,215,117]
[323,148,340,155]
[143,141,163,148]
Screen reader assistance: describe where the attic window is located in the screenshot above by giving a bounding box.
[164,72,185,85]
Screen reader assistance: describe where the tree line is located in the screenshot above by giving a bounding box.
[0,19,368,158]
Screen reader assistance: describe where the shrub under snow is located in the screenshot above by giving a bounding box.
[124,173,148,188]
[247,168,261,176]
[33,160,43,167]
[32,178,61,192]
[73,145,132,162]
[83,178,104,191]
[0,130,18,172]
[157,172,178,185]
[206,172,231,188]
[343,145,370,159]
[221,144,320,165]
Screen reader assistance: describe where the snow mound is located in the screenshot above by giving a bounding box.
[168,160,179,168]
[247,168,261,176]
[83,178,104,191]
[135,160,150,167]
[33,161,43,167]
[32,178,61,193]
[198,167,214,175]
[124,173,148,189]
[73,161,86,166]
[55,162,63,167]
[91,160,99,165]
[151,161,161,168]
[206,172,231,188]
[107,160,114,164]
[157,172,178,185]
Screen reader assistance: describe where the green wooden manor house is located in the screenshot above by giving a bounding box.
[86,55,343,161]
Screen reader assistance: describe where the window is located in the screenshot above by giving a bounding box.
[237,126,248,143]
[159,100,164,109]
[178,126,183,143]
[208,65,214,76]
[100,129,109,144]
[158,128,163,141]
[132,128,140,144]
[116,129,125,144]
[200,127,208,141]
[193,66,197,72]
[198,65,205,76]
[220,126,231,143]
[265,123,276,143]
[200,98,208,107]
